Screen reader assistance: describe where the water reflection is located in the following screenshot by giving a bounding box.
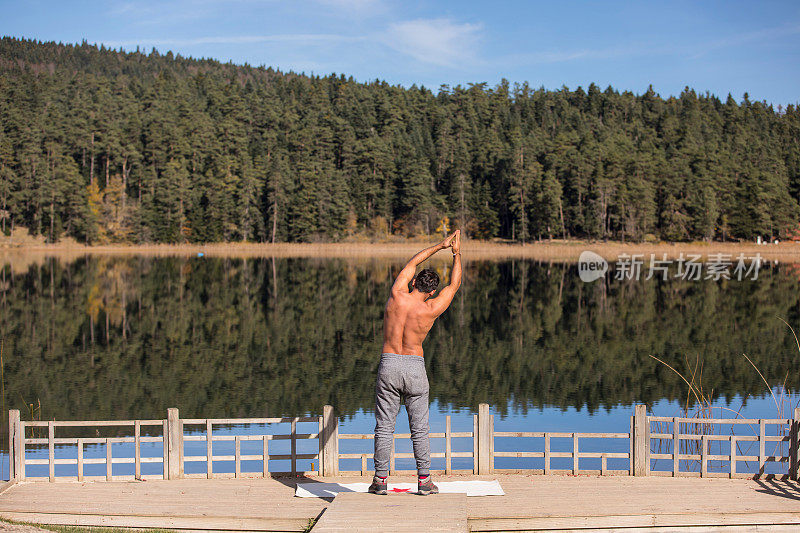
[0,255,798,427]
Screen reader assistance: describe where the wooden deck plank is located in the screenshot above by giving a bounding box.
[475,527,800,533]
[312,492,467,532]
[465,475,800,519]
[0,512,307,532]
[2,475,800,531]
[0,478,327,527]
[470,513,800,531]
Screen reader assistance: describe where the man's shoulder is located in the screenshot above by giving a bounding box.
[389,287,412,299]
[414,298,438,316]
[386,290,410,307]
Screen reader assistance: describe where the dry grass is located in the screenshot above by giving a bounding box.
[2,239,800,264]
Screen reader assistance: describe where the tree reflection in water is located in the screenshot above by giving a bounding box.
[0,256,798,424]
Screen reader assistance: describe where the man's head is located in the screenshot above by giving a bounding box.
[412,268,439,296]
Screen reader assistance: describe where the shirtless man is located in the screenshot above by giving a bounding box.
[369,230,462,496]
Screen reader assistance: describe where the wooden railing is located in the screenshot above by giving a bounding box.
[180,414,323,479]
[7,408,325,481]
[9,415,166,482]
[7,404,800,482]
[492,431,632,476]
[647,412,799,479]
[481,404,630,476]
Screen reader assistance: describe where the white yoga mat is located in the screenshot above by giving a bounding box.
[295,480,504,498]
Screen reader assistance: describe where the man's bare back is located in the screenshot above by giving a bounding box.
[382,231,462,357]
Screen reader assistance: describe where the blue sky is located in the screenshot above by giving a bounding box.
[2,0,799,105]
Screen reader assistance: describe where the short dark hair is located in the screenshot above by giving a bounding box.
[414,268,439,293]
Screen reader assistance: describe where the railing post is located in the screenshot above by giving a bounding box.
[759,419,766,477]
[322,405,338,477]
[544,433,551,475]
[134,420,141,481]
[14,411,24,481]
[290,417,297,477]
[700,434,708,477]
[672,417,679,476]
[49,421,55,482]
[317,415,323,475]
[633,404,649,476]
[77,439,84,482]
[207,420,214,479]
[162,419,168,479]
[472,414,478,474]
[478,403,493,474]
[8,410,19,481]
[791,408,800,480]
[179,418,185,478]
[629,415,634,476]
[167,408,181,480]
[445,415,452,475]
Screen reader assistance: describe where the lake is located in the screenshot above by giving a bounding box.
[1,253,799,478]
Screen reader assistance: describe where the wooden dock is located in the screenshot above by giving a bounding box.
[2,474,800,531]
[6,404,800,530]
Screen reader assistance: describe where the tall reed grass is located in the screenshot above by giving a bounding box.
[1,240,799,266]
[649,318,800,473]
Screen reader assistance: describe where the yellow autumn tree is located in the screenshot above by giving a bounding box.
[86,176,133,244]
[436,216,450,237]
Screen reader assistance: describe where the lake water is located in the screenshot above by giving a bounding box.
[2,254,799,479]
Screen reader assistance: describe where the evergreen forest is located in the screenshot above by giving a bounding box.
[1,37,799,244]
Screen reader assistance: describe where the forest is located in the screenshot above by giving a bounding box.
[1,37,799,244]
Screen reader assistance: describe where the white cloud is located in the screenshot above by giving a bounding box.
[382,18,482,68]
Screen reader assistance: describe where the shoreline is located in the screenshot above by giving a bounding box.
[1,240,800,262]
[0,241,800,271]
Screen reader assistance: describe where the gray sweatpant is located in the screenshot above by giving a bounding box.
[373,352,431,477]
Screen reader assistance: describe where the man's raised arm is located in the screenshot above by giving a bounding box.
[429,231,462,315]
[391,232,457,293]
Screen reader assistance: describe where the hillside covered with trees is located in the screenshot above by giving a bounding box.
[1,37,799,244]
